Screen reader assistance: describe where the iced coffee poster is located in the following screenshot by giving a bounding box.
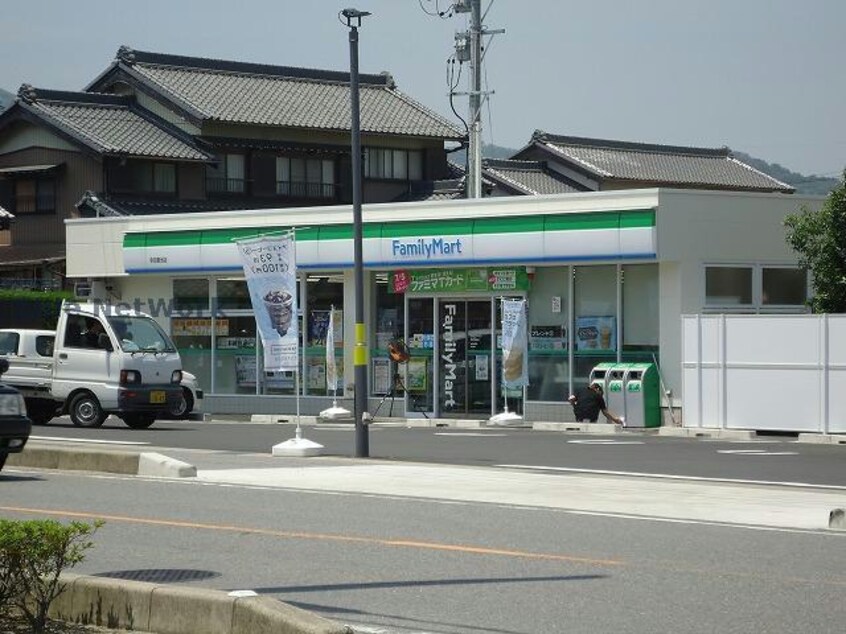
[236,234,298,371]
[500,298,528,388]
[575,316,616,352]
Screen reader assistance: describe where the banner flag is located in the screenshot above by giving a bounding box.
[500,298,528,388]
[236,234,298,371]
[326,308,338,391]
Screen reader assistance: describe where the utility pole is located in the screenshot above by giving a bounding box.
[467,0,483,199]
[452,0,502,199]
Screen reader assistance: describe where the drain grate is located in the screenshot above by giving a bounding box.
[94,569,220,583]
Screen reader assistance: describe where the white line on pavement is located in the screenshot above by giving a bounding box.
[568,439,645,445]
[434,433,508,437]
[29,436,150,446]
[717,449,799,456]
[496,464,846,490]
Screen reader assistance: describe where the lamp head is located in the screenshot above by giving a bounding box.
[341,7,371,27]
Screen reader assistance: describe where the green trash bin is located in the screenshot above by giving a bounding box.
[622,363,660,428]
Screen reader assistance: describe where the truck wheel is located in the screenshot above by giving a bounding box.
[69,392,107,427]
[122,414,156,429]
[168,387,194,419]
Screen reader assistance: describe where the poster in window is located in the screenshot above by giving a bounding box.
[307,357,326,390]
[372,357,391,395]
[575,316,616,351]
[406,358,428,392]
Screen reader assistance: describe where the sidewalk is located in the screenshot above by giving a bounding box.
[155,448,846,532]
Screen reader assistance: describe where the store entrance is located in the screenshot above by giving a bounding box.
[437,299,493,417]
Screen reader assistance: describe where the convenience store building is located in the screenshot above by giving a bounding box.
[65,188,819,422]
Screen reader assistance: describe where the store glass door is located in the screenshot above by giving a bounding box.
[438,299,493,417]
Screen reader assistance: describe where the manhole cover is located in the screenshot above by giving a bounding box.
[94,569,220,583]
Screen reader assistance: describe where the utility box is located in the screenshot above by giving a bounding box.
[623,363,661,428]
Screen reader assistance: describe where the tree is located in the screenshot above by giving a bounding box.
[784,170,846,312]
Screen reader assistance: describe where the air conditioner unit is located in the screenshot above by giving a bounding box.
[73,282,92,299]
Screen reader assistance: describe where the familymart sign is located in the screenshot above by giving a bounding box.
[122,210,656,274]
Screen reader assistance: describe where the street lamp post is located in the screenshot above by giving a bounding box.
[342,7,370,458]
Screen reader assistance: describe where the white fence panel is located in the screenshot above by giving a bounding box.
[682,314,846,434]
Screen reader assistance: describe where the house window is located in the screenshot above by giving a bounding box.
[364,148,423,180]
[705,264,808,311]
[762,267,807,306]
[705,266,753,306]
[275,157,334,198]
[109,161,176,195]
[207,154,245,193]
[13,178,56,213]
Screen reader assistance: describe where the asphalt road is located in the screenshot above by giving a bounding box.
[26,416,846,487]
[2,466,845,634]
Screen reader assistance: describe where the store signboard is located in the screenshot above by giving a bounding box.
[391,267,529,294]
[172,318,229,337]
[123,210,656,273]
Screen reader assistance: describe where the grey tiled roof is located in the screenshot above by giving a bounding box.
[482,159,583,195]
[75,190,280,217]
[530,131,794,193]
[392,179,465,202]
[106,48,463,140]
[16,86,213,161]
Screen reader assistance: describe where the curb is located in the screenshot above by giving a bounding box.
[7,443,197,478]
[49,573,351,634]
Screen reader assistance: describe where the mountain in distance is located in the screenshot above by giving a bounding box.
[0,87,14,112]
[453,143,839,196]
[731,151,839,196]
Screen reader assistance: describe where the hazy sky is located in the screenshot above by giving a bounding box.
[2,0,844,176]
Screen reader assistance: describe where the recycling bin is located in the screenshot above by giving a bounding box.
[622,363,661,428]
[605,365,628,421]
[588,362,616,394]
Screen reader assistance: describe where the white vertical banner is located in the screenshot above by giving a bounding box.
[236,234,298,371]
[501,298,528,388]
[326,307,338,391]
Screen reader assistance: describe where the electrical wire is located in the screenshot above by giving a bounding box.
[446,56,469,134]
[418,0,455,19]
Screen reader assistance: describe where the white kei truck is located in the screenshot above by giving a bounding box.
[0,301,184,429]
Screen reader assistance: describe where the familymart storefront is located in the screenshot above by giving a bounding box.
[65,189,814,422]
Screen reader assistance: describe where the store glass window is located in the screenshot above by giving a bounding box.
[762,267,807,306]
[526,267,569,402]
[706,266,752,306]
[172,279,212,392]
[173,278,209,312]
[372,275,404,397]
[574,265,617,390]
[622,264,659,363]
[305,275,344,396]
[216,279,251,310]
[215,315,259,395]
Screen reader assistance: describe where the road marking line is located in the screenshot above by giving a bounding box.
[29,436,150,446]
[496,464,846,490]
[717,449,799,456]
[434,433,508,437]
[567,440,645,445]
[0,505,623,567]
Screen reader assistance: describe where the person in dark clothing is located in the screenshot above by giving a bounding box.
[568,383,624,425]
[83,319,106,348]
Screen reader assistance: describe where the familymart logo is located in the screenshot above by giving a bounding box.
[391,237,464,260]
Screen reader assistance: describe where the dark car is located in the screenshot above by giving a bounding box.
[0,358,31,472]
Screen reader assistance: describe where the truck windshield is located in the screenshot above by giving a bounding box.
[107,316,176,353]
